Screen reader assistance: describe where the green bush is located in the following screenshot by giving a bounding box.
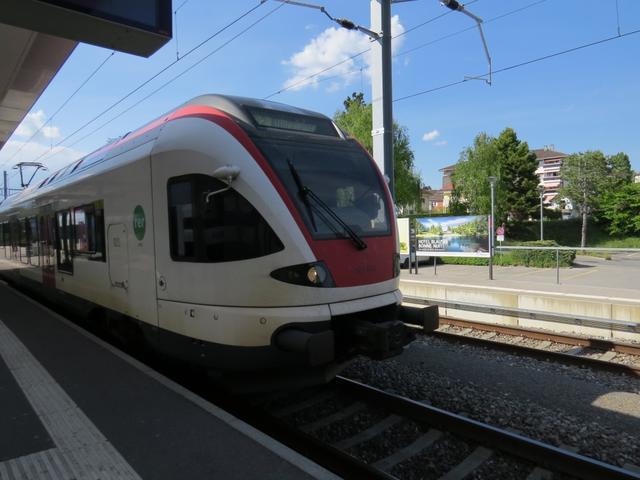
[435,240,575,268]
[496,240,575,267]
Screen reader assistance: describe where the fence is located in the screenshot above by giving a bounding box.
[410,246,640,285]
[495,246,640,284]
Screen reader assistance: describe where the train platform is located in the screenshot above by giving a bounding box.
[0,281,337,480]
[402,252,640,301]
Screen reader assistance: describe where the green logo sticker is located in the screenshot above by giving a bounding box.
[133,205,146,241]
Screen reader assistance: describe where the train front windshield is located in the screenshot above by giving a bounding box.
[254,137,391,240]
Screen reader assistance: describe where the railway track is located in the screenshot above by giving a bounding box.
[421,317,640,377]
[216,376,640,480]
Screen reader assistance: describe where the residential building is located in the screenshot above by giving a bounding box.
[634,171,640,183]
[532,145,567,208]
[438,163,456,210]
[420,187,445,213]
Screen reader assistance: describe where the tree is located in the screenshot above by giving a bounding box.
[493,128,539,221]
[599,183,640,235]
[451,128,539,224]
[604,152,633,188]
[450,133,498,217]
[334,93,421,210]
[601,183,640,235]
[559,151,608,247]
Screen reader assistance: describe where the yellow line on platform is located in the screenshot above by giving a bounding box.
[562,268,598,280]
[508,269,542,277]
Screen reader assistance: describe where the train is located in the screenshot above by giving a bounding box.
[0,95,435,388]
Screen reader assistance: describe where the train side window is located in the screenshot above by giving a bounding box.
[72,202,105,261]
[40,215,55,266]
[28,216,39,266]
[20,218,29,264]
[10,219,19,261]
[0,222,4,257]
[167,174,284,263]
[56,210,74,274]
[168,180,196,260]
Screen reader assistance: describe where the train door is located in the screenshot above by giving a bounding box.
[40,214,56,288]
[107,223,129,290]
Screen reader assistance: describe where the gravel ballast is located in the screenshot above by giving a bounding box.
[342,334,640,469]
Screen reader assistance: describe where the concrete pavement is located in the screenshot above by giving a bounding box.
[403,252,640,301]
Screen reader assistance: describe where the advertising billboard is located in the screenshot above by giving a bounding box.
[399,215,490,258]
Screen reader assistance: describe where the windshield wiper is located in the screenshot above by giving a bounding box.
[287,159,367,251]
[287,158,317,231]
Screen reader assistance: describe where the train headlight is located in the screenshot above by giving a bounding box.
[307,265,325,284]
[271,261,335,288]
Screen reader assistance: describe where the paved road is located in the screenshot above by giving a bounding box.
[402,252,640,300]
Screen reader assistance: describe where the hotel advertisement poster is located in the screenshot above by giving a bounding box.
[398,215,490,258]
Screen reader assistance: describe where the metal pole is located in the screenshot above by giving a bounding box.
[3,171,7,199]
[414,230,419,274]
[540,192,544,241]
[489,180,495,280]
[556,248,560,284]
[371,0,394,199]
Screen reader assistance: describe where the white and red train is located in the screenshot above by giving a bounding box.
[0,95,428,386]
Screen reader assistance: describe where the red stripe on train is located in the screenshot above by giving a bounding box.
[170,105,397,287]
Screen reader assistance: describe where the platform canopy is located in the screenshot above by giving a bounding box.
[0,25,77,153]
[0,0,172,58]
[0,0,172,155]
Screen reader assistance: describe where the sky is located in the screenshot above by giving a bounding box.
[1,0,639,191]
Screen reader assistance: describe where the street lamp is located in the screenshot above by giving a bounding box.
[488,176,497,280]
[538,185,545,241]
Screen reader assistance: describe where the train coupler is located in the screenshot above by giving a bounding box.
[351,319,414,360]
[398,304,439,332]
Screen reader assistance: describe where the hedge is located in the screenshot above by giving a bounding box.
[434,240,575,268]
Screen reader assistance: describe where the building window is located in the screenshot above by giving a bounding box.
[167,174,284,263]
[56,210,73,273]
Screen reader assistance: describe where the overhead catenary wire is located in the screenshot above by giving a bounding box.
[262,2,477,99]
[1,50,115,169]
[268,0,545,96]
[174,0,191,60]
[394,27,640,103]
[25,0,270,167]
[37,0,289,165]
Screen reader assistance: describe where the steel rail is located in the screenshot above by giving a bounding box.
[334,376,640,480]
[210,389,396,480]
[438,317,640,356]
[428,327,640,377]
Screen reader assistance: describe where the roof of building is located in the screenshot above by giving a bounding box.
[532,148,568,160]
[421,188,445,201]
[438,163,457,172]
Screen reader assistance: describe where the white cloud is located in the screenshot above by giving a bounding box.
[282,15,405,92]
[14,110,61,140]
[435,140,448,147]
[422,130,440,142]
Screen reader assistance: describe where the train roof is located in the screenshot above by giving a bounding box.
[0,94,337,213]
